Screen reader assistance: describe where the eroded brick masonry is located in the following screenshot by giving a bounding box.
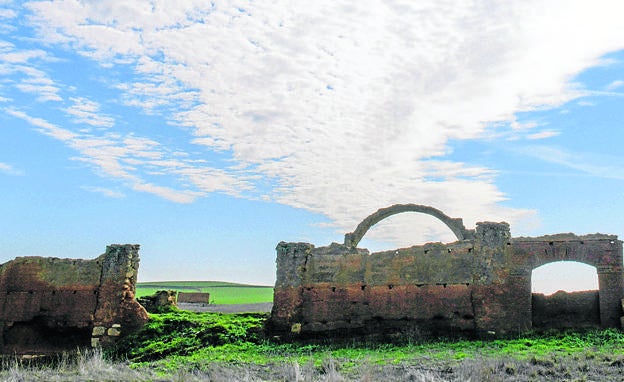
[270,204,623,336]
[0,244,148,354]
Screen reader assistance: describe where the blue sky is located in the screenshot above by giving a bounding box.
[1,1,623,293]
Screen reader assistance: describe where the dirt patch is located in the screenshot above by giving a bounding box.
[177,302,273,314]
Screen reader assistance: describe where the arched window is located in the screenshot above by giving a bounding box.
[531,261,598,295]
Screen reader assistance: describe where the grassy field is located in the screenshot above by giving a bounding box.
[110,311,624,380]
[5,309,624,381]
[136,281,274,304]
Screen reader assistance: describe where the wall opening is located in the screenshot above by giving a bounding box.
[531,261,600,329]
[531,261,598,295]
[359,213,457,252]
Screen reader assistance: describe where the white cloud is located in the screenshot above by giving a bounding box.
[65,97,114,127]
[0,8,16,19]
[8,108,250,203]
[15,81,62,102]
[81,185,125,198]
[606,80,624,90]
[0,41,62,102]
[7,108,77,141]
[0,162,23,176]
[518,145,624,181]
[526,130,560,140]
[0,6,16,33]
[510,120,540,131]
[14,0,624,244]
[577,100,595,106]
[131,182,200,204]
[0,45,47,63]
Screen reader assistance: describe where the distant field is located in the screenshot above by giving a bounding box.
[136,281,274,304]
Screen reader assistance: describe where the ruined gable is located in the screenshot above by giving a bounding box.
[0,244,148,354]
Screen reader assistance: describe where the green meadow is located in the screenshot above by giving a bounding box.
[7,309,624,381]
[5,283,624,380]
[103,312,624,380]
[136,281,274,304]
[4,293,624,381]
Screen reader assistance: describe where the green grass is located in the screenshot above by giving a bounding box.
[85,283,624,379]
[7,309,624,380]
[109,309,624,381]
[136,281,274,304]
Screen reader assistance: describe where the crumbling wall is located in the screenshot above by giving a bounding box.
[270,205,623,337]
[270,221,519,335]
[0,244,148,354]
[137,290,177,313]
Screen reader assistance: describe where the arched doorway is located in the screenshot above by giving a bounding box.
[531,261,600,329]
[532,261,598,295]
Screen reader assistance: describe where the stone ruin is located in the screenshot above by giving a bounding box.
[137,290,178,313]
[177,292,210,304]
[136,291,211,312]
[269,204,624,336]
[0,244,148,354]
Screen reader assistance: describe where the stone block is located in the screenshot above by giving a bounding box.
[92,326,106,336]
[107,327,121,336]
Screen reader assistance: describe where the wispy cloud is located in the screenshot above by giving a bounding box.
[518,145,624,181]
[81,185,125,198]
[526,130,560,140]
[0,162,23,176]
[576,100,595,107]
[7,108,77,141]
[15,79,62,102]
[65,97,114,128]
[0,8,17,20]
[606,80,624,90]
[0,40,62,102]
[8,1,624,244]
[7,108,251,203]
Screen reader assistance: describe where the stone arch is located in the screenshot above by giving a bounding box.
[530,261,601,329]
[343,204,468,249]
[509,237,623,328]
[515,238,621,274]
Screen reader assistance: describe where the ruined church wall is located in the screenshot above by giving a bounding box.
[0,244,148,354]
[177,292,210,304]
[270,222,525,335]
[271,225,623,337]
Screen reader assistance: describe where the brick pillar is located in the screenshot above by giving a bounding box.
[471,222,519,334]
[597,266,624,328]
[269,242,313,333]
